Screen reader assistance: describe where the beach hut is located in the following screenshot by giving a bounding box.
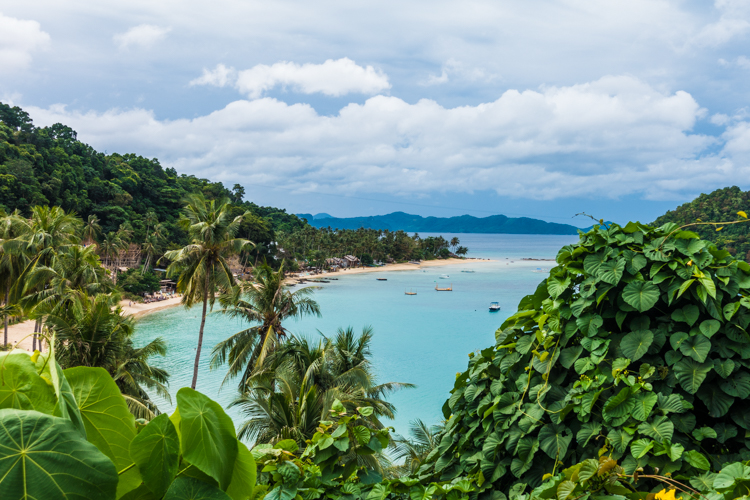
[344,255,360,268]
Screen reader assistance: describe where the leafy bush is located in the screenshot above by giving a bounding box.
[420,222,750,497]
[119,267,162,295]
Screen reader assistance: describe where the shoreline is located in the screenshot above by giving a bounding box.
[2,258,489,350]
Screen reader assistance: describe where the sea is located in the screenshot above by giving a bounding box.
[133,233,579,438]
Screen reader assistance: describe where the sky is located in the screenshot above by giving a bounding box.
[2,1,750,226]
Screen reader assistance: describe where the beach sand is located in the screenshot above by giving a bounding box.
[2,258,489,351]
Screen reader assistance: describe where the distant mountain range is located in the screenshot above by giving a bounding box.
[295,211,582,235]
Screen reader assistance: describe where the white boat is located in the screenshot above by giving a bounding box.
[439,274,450,279]
[489,302,501,312]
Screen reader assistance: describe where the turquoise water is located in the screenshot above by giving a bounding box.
[134,234,578,436]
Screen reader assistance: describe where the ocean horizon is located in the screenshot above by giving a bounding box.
[134,233,579,439]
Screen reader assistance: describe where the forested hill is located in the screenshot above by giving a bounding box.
[652,186,750,260]
[0,102,306,248]
[296,211,581,234]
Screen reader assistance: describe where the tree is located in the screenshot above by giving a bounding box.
[82,215,101,245]
[210,261,320,391]
[449,237,460,253]
[43,292,170,418]
[391,419,444,476]
[455,245,468,256]
[232,183,246,204]
[164,194,252,389]
[230,326,413,456]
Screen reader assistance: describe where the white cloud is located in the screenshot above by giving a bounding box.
[423,59,498,86]
[0,12,49,71]
[189,64,236,87]
[27,75,727,201]
[192,58,391,98]
[113,24,171,50]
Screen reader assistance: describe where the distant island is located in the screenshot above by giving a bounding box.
[296,211,582,235]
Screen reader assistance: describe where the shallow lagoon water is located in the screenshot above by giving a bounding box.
[134,233,578,436]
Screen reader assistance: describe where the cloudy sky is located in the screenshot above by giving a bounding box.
[2,1,750,225]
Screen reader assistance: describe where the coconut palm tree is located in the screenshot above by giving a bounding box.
[44,292,170,418]
[141,234,160,274]
[0,209,29,347]
[210,261,320,391]
[230,327,413,471]
[82,215,101,245]
[391,419,445,476]
[164,194,253,389]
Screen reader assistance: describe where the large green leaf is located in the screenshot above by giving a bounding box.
[679,334,711,363]
[631,392,658,422]
[713,462,750,489]
[226,442,256,500]
[684,450,710,471]
[176,387,238,491]
[45,345,86,438]
[699,319,721,338]
[714,359,736,379]
[603,388,634,419]
[622,281,660,312]
[129,413,180,497]
[637,416,674,442]
[620,330,653,361]
[720,371,750,399]
[0,408,118,500]
[673,359,713,394]
[598,259,626,285]
[538,424,572,460]
[163,476,232,500]
[0,352,56,413]
[607,428,632,453]
[64,366,140,496]
[697,386,735,418]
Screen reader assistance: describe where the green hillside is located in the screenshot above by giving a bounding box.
[652,186,750,260]
[0,102,306,254]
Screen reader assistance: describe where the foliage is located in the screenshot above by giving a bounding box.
[253,402,476,500]
[119,267,161,295]
[416,221,750,497]
[229,327,413,452]
[0,349,255,500]
[0,103,305,252]
[46,293,170,418]
[210,261,321,390]
[652,185,750,260]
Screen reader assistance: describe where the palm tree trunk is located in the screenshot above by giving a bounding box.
[191,277,210,389]
[32,319,38,351]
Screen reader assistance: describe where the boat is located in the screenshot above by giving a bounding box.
[489,302,501,312]
[435,283,452,291]
[405,288,417,295]
[376,278,387,281]
[461,270,475,273]
[439,274,450,279]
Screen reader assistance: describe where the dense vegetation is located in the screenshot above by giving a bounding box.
[653,186,750,260]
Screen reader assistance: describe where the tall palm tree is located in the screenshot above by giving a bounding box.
[164,194,252,389]
[141,234,160,274]
[82,215,101,245]
[210,261,320,391]
[8,206,81,350]
[44,292,170,418]
[0,209,29,347]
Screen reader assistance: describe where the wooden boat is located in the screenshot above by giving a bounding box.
[376,278,387,281]
[489,302,501,312]
[435,283,452,291]
[405,288,417,295]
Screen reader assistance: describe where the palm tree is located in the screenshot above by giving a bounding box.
[391,419,445,476]
[22,244,112,317]
[143,211,158,235]
[230,327,413,469]
[210,261,320,391]
[82,215,101,245]
[164,194,252,389]
[141,234,160,274]
[44,292,170,418]
[0,209,29,347]
[99,231,125,269]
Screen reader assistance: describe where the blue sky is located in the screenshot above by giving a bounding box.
[2,1,750,226]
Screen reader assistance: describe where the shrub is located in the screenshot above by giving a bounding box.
[420,222,750,497]
[119,267,161,295]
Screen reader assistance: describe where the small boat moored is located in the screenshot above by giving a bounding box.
[439,274,450,279]
[489,302,501,312]
[405,288,417,295]
[376,278,387,281]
